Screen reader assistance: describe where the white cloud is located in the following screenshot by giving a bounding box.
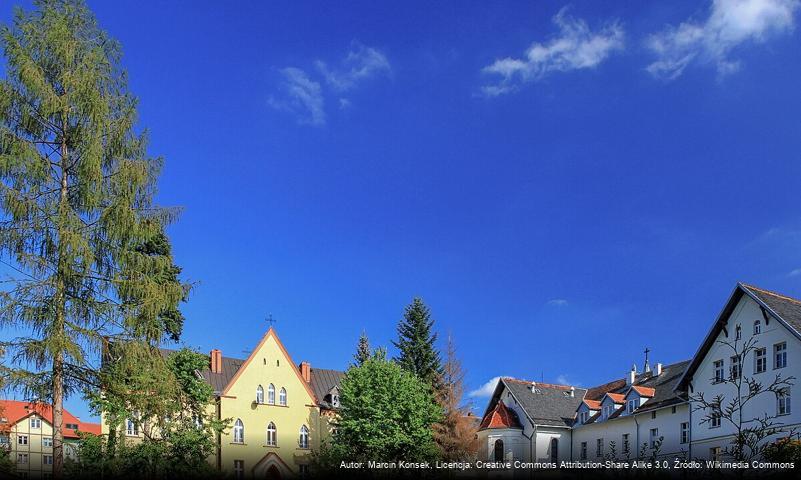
[646,0,800,80]
[555,374,578,386]
[316,42,392,92]
[789,268,801,277]
[547,298,569,307]
[469,376,503,398]
[268,67,325,126]
[481,7,624,96]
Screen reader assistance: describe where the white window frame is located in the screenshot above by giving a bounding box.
[18,435,28,445]
[43,455,53,465]
[579,411,588,424]
[279,387,287,406]
[299,425,309,449]
[267,384,276,404]
[266,422,277,446]
[650,428,659,448]
[30,417,41,429]
[126,418,138,436]
[775,342,787,369]
[710,410,721,428]
[735,324,741,340]
[256,385,264,404]
[680,422,689,444]
[755,347,767,374]
[42,436,53,448]
[627,399,637,414]
[730,355,741,380]
[777,388,791,416]
[753,320,761,335]
[713,360,724,383]
[233,419,244,444]
[17,453,28,464]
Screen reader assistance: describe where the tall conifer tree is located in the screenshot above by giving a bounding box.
[353,330,370,367]
[393,297,442,387]
[0,1,187,476]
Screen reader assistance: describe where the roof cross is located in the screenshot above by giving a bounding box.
[266,313,276,327]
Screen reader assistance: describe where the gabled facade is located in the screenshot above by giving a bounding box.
[0,400,100,479]
[102,328,343,478]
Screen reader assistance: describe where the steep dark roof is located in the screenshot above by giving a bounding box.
[501,379,587,428]
[622,360,690,412]
[309,367,345,409]
[676,283,801,392]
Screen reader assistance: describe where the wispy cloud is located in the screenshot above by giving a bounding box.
[789,268,801,277]
[481,7,624,96]
[547,298,569,307]
[269,42,390,126]
[646,0,800,80]
[268,67,325,126]
[468,376,503,398]
[556,374,579,386]
[317,42,392,92]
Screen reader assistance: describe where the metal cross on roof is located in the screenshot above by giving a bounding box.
[266,314,276,327]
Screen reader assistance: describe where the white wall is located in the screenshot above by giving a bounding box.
[689,295,801,458]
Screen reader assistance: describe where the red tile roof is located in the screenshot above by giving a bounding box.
[0,400,100,439]
[630,385,656,397]
[479,400,522,430]
[585,378,626,400]
[605,393,625,403]
[583,399,602,409]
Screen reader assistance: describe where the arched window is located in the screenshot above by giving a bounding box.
[256,385,264,404]
[494,439,504,462]
[233,419,244,444]
[266,422,277,446]
[279,387,287,406]
[299,425,309,449]
[735,324,742,340]
[550,438,558,462]
[267,384,276,404]
[754,320,762,335]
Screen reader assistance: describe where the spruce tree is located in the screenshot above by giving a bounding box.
[0,1,187,476]
[393,297,442,387]
[353,330,370,367]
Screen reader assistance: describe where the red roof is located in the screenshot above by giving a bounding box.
[630,385,656,398]
[583,399,602,409]
[0,400,100,439]
[606,393,625,403]
[479,400,522,430]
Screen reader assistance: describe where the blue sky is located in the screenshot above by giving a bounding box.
[2,0,801,422]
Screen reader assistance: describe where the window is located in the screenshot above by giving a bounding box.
[672,406,677,414]
[43,455,53,465]
[233,419,244,444]
[65,423,78,430]
[579,411,588,424]
[549,438,558,463]
[710,447,722,461]
[494,439,504,462]
[17,453,28,464]
[332,394,340,408]
[580,442,587,460]
[602,405,613,420]
[299,425,309,449]
[18,435,28,445]
[256,385,264,404]
[777,388,791,416]
[775,342,787,369]
[710,410,721,428]
[267,384,276,404]
[622,434,630,455]
[714,360,724,383]
[755,348,767,374]
[627,399,637,414]
[730,355,741,380]
[43,436,53,448]
[193,414,203,429]
[0,434,8,446]
[266,422,277,446]
[754,320,761,335]
[30,417,41,429]
[596,438,604,457]
[299,464,310,478]
[279,387,287,406]
[680,422,689,444]
[126,418,138,436]
[735,324,741,340]
[651,411,656,420]
[650,428,659,448]
[233,460,244,480]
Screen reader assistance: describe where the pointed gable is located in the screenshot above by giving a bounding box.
[478,400,522,430]
[628,385,655,398]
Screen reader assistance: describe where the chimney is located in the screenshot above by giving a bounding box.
[210,349,222,374]
[627,364,637,385]
[569,386,575,398]
[655,363,663,376]
[300,361,311,383]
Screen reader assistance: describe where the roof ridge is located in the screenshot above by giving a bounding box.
[502,377,582,390]
[741,283,801,306]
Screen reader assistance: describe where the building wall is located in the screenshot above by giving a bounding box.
[5,414,80,479]
[689,295,801,459]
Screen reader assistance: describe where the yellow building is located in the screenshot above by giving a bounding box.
[104,328,343,479]
[0,400,101,479]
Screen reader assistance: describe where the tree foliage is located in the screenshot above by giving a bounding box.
[323,350,442,466]
[0,0,187,474]
[353,330,370,367]
[393,297,442,388]
[433,334,477,461]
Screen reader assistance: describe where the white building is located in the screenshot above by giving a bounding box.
[477,282,801,466]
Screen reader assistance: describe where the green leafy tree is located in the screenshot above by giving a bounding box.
[353,330,371,367]
[393,297,442,387]
[325,350,442,466]
[0,1,187,475]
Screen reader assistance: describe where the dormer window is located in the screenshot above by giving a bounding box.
[753,320,761,335]
[627,399,637,414]
[256,385,264,404]
[602,405,613,420]
[579,411,588,424]
[332,394,340,408]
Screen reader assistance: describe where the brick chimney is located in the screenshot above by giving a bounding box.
[210,349,222,374]
[300,361,311,383]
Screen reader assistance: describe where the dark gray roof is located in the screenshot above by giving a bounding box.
[618,360,690,413]
[742,284,801,335]
[159,348,245,394]
[502,379,588,428]
[309,368,345,409]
